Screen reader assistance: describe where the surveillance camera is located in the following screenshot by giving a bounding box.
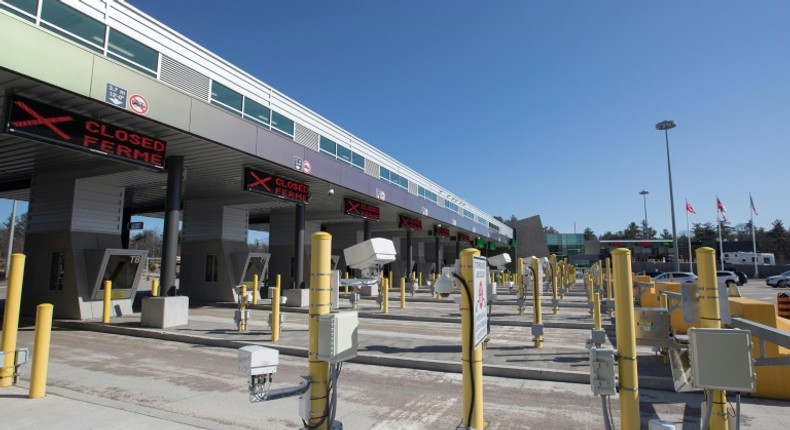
[328,188,335,195]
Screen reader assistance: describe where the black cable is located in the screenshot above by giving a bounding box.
[453,272,475,428]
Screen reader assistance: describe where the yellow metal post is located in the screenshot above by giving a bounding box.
[400,277,406,309]
[102,280,112,324]
[382,277,389,313]
[697,247,728,430]
[551,254,559,314]
[460,248,484,429]
[517,257,525,315]
[593,292,602,330]
[29,303,53,399]
[252,274,259,305]
[151,278,159,297]
[606,257,613,315]
[239,284,248,332]
[1,253,25,387]
[344,271,349,294]
[418,271,422,292]
[612,248,640,429]
[587,273,594,315]
[433,273,439,299]
[272,274,281,342]
[308,232,332,430]
[531,257,543,348]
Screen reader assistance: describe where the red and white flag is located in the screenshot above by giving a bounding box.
[686,200,696,214]
[750,193,758,216]
[716,196,727,221]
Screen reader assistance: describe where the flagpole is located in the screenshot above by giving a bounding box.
[686,199,693,272]
[717,201,725,271]
[751,193,759,278]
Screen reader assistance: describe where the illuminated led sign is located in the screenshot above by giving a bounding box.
[344,198,380,221]
[399,215,422,230]
[3,95,166,170]
[434,225,450,238]
[458,233,471,243]
[244,167,309,204]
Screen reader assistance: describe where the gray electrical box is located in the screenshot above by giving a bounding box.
[589,347,617,396]
[688,328,755,392]
[634,307,671,347]
[318,311,359,363]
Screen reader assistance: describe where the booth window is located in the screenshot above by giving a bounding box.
[40,0,106,53]
[205,254,218,283]
[271,111,294,139]
[243,98,271,128]
[1,0,37,21]
[210,81,243,115]
[107,28,158,77]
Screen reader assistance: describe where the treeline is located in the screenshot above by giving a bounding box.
[589,219,790,263]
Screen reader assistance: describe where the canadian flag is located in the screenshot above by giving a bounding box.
[716,196,727,221]
[686,200,696,214]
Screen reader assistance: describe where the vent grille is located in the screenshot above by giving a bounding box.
[160,55,211,101]
[294,123,319,151]
[365,160,379,177]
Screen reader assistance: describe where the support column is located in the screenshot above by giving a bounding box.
[456,234,461,257]
[121,210,131,249]
[294,204,305,289]
[161,156,183,295]
[363,219,371,241]
[406,229,413,279]
[435,234,441,271]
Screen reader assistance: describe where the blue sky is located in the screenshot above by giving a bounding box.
[2,1,788,239]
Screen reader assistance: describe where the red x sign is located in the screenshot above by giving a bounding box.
[247,171,272,192]
[11,100,74,140]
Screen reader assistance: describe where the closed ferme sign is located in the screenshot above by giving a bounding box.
[244,167,309,204]
[344,198,380,221]
[3,95,166,170]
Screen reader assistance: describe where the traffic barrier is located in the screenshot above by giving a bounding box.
[778,293,790,319]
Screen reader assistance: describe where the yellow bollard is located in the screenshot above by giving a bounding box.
[697,247,728,430]
[388,271,393,298]
[551,254,559,314]
[612,248,640,430]
[252,274,259,305]
[239,284,248,332]
[517,258,525,315]
[272,274,281,342]
[433,273,439,299]
[382,278,389,313]
[606,257,613,315]
[587,273,594,316]
[400,277,406,309]
[1,254,25,387]
[344,271,349,294]
[102,280,112,324]
[151,278,159,297]
[593,291,602,330]
[460,248,484,429]
[531,257,543,348]
[29,303,54,399]
[308,232,332,430]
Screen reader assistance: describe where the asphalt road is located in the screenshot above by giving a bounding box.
[4,326,790,429]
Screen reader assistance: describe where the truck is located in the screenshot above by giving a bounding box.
[722,251,775,266]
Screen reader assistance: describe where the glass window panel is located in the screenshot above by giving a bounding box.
[337,145,351,164]
[379,167,390,181]
[390,172,400,185]
[107,28,158,75]
[210,81,242,112]
[399,176,408,189]
[41,0,105,52]
[271,111,294,137]
[418,186,425,197]
[320,136,336,156]
[351,152,365,170]
[2,0,37,20]
[243,98,271,127]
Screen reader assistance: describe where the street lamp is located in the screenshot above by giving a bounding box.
[639,190,649,239]
[655,120,680,271]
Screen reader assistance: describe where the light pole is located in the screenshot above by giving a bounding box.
[639,190,649,239]
[656,120,680,271]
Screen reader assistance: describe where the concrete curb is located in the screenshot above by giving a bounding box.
[55,320,672,391]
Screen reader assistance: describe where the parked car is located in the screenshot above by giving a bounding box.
[717,271,739,288]
[652,272,698,284]
[766,270,790,288]
[734,271,748,286]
